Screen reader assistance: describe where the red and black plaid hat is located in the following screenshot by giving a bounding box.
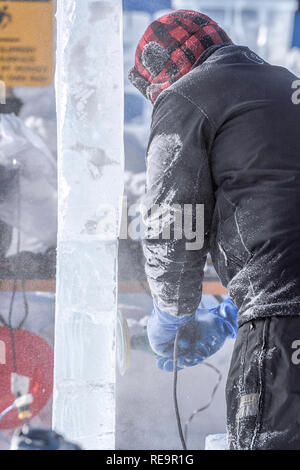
[129,9,233,103]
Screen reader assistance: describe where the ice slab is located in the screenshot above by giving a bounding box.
[205,433,228,450]
[53,0,124,450]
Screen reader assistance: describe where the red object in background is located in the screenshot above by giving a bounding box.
[0,327,53,429]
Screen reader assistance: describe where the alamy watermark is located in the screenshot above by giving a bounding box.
[291,340,300,365]
[292,80,300,105]
[87,197,205,251]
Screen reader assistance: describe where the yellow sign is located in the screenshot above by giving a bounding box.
[0,0,53,87]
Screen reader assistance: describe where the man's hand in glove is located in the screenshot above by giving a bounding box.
[147,298,238,372]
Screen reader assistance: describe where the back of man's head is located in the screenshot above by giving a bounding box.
[129,9,233,103]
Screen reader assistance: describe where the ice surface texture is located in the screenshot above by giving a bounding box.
[205,433,228,450]
[53,0,124,450]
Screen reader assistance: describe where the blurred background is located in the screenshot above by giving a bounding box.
[0,0,56,448]
[0,0,299,450]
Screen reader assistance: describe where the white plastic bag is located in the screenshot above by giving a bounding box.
[0,114,57,253]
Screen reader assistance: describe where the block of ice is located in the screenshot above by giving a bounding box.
[53,0,124,450]
[205,433,228,450]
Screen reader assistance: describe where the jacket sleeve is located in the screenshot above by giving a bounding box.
[142,90,215,317]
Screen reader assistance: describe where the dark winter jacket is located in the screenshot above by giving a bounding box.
[142,44,300,326]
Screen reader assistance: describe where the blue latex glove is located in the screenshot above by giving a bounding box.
[147,298,238,372]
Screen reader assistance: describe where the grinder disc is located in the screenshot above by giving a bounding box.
[116,310,131,375]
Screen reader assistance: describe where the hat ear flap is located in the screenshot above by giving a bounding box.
[141,42,170,77]
[128,67,150,100]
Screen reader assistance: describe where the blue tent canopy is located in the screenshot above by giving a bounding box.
[123,0,172,13]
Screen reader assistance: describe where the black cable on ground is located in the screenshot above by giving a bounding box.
[173,328,223,450]
[183,362,222,444]
[173,330,187,450]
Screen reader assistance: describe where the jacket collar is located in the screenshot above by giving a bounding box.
[192,43,234,69]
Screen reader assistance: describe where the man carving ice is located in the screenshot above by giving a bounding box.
[129,9,300,450]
